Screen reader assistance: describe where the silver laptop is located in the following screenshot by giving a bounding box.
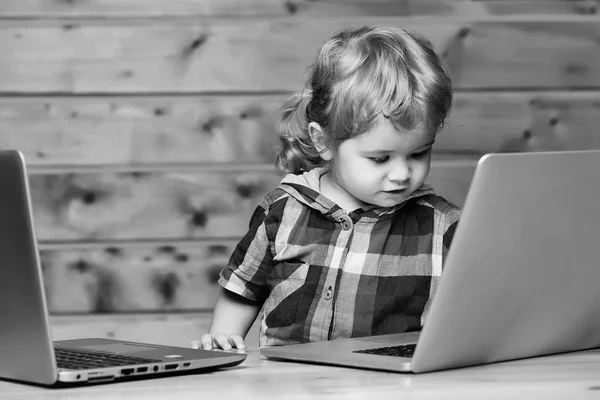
[261,150,600,373]
[0,150,246,386]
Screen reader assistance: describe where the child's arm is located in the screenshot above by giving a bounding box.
[191,288,262,351]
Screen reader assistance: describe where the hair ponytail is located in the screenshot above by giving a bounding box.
[274,90,324,174]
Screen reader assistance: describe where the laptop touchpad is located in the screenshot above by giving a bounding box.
[83,343,159,354]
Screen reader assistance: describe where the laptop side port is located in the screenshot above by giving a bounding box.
[88,375,115,383]
[136,366,148,373]
[164,364,179,371]
[120,368,134,376]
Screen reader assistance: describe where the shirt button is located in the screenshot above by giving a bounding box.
[324,286,333,300]
[341,221,352,231]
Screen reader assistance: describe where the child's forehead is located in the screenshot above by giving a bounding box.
[355,118,435,150]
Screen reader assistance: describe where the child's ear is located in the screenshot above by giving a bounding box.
[308,122,333,161]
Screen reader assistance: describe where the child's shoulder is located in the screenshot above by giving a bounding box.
[258,170,323,211]
[413,193,462,221]
[254,186,298,216]
[261,187,292,207]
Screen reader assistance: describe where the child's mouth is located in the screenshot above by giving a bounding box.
[383,188,408,195]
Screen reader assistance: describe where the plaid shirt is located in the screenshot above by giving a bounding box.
[219,168,461,347]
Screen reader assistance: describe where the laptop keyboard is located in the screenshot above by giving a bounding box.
[353,343,417,358]
[54,347,162,370]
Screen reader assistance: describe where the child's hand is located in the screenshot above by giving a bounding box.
[191,333,246,351]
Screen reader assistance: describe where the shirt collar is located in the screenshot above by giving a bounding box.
[278,167,435,218]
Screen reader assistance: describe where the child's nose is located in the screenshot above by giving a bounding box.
[387,161,412,184]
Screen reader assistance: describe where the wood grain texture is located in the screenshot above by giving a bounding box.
[0,95,280,166]
[0,0,597,18]
[29,169,282,241]
[441,92,600,154]
[1,19,599,93]
[41,242,233,313]
[1,92,599,167]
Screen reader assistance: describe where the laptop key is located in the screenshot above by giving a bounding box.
[54,347,161,370]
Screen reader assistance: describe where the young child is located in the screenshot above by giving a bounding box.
[192,26,460,351]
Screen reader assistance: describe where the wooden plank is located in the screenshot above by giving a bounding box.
[426,161,476,207]
[41,242,232,313]
[440,92,600,154]
[481,1,598,16]
[0,96,281,166]
[29,168,283,242]
[0,1,596,18]
[41,241,268,326]
[1,92,599,167]
[0,19,598,92]
[28,162,476,243]
[50,312,261,348]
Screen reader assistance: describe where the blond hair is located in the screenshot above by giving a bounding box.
[275,26,452,174]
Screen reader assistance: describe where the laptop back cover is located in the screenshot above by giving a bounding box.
[412,150,600,372]
[0,150,58,385]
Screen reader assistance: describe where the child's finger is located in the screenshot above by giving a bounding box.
[200,334,214,350]
[190,340,201,349]
[230,335,246,350]
[213,332,233,350]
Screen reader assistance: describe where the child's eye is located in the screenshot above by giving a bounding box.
[368,156,390,164]
[411,148,431,159]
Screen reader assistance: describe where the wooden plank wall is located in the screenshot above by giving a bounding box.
[1,0,599,316]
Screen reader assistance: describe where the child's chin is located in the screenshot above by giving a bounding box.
[372,197,407,208]
[380,191,413,203]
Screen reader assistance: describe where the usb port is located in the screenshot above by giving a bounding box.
[164,364,178,371]
[88,375,115,383]
[183,362,191,367]
[136,366,148,373]
[120,368,134,376]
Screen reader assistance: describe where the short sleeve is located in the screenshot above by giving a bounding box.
[218,203,275,302]
[442,218,459,262]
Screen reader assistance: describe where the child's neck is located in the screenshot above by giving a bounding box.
[319,171,368,212]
